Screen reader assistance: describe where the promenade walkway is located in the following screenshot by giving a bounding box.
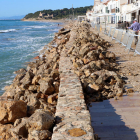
[90,93,140,140]
[89,29,140,140]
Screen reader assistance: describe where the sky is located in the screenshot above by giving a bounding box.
[0,0,94,18]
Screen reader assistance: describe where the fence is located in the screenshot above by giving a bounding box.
[91,22,140,55]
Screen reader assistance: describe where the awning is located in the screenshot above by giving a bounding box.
[126,8,140,14]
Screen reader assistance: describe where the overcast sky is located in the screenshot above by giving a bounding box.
[0,0,94,17]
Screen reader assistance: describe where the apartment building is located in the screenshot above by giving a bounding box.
[86,0,140,24]
[121,0,140,23]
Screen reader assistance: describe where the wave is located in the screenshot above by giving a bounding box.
[0,29,17,33]
[29,25,48,29]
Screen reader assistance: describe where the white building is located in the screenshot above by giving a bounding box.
[121,0,140,23]
[86,0,140,24]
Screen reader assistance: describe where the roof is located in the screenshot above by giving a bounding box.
[102,0,110,5]
[121,3,127,5]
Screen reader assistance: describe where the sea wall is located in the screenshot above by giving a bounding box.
[52,37,94,139]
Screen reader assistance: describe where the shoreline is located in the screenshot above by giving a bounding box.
[0,20,63,98]
[21,18,67,23]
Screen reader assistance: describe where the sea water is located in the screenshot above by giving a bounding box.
[0,20,61,95]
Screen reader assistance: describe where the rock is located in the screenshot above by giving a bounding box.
[20,71,34,89]
[68,128,86,137]
[126,88,134,93]
[0,100,27,124]
[81,64,91,71]
[48,93,58,104]
[106,52,116,60]
[0,124,13,140]
[90,84,100,91]
[116,88,123,97]
[39,78,54,95]
[95,61,102,69]
[27,62,39,72]
[74,70,83,77]
[68,46,74,54]
[33,56,40,59]
[13,73,25,83]
[53,82,60,93]
[25,92,40,109]
[96,77,103,85]
[51,70,59,80]
[28,130,52,140]
[11,110,54,138]
[73,62,79,69]
[52,62,59,70]
[14,68,27,74]
[28,85,40,92]
[87,51,98,60]
[53,54,59,62]
[84,69,91,77]
[108,93,114,98]
[89,61,96,69]
[81,79,88,89]
[14,91,25,101]
[14,118,22,127]
[79,44,90,57]
[83,58,91,64]
[99,53,105,60]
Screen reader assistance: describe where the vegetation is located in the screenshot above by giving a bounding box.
[24,6,93,19]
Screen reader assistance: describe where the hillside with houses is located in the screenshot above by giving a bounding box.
[23,6,93,20]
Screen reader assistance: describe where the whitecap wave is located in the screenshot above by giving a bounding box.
[4,80,12,84]
[29,25,48,29]
[0,29,17,33]
[1,87,5,91]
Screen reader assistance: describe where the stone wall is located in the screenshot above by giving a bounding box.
[52,40,94,139]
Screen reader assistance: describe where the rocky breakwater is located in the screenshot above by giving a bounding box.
[0,26,70,139]
[0,21,125,140]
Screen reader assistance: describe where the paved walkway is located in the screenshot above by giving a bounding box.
[89,93,140,140]
[89,28,140,140]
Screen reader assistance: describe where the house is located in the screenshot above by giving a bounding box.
[44,14,54,19]
[39,12,45,18]
[38,12,54,19]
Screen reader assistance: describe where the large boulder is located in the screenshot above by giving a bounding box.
[0,100,27,124]
[11,110,54,139]
[79,44,90,57]
[28,130,52,140]
[20,71,34,89]
[38,78,54,95]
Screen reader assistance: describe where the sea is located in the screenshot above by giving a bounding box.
[0,20,61,95]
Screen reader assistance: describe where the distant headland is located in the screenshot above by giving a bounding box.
[22,5,93,21]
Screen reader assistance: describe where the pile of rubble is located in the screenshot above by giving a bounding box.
[66,22,125,104]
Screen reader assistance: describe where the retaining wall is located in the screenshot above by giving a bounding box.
[52,39,94,140]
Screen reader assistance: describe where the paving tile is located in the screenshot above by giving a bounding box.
[94,131,114,137]
[90,91,140,140]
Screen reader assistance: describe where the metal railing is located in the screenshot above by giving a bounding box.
[91,22,140,55]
